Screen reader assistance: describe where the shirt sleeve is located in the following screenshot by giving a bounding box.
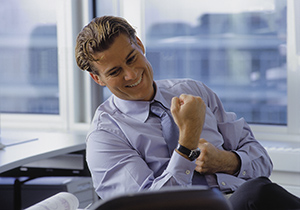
[201,83,273,191]
[86,130,196,200]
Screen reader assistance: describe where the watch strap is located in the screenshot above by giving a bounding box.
[177,144,201,161]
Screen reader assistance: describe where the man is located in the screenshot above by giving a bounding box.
[75,16,300,209]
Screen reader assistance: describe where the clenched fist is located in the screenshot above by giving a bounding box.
[171,94,206,150]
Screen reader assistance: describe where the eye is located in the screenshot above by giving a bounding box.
[109,68,121,77]
[126,54,137,65]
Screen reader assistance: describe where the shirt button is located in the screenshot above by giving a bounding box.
[185,170,191,175]
[242,171,246,176]
[221,181,226,186]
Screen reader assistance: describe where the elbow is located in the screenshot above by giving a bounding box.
[266,156,273,177]
[254,156,273,178]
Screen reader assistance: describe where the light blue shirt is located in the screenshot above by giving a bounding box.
[86,79,273,199]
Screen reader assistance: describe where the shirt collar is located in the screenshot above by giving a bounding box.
[113,82,172,123]
[153,83,171,109]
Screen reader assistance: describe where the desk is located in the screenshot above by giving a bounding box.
[0,131,86,174]
[0,130,88,209]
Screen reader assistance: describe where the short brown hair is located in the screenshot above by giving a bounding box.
[75,16,137,74]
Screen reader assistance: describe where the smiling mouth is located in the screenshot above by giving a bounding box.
[127,75,143,88]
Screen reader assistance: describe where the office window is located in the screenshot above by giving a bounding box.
[145,0,287,125]
[94,0,287,125]
[0,0,59,114]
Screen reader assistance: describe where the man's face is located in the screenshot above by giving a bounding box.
[90,34,155,101]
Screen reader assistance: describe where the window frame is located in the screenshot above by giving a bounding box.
[1,0,92,132]
[251,0,300,141]
[2,0,300,143]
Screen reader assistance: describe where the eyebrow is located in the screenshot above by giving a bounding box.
[105,49,136,76]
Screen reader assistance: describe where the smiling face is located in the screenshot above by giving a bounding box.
[89,34,155,101]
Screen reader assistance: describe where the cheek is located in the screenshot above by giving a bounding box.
[106,78,123,89]
[146,62,154,78]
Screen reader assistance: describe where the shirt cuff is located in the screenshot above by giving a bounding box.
[234,150,251,179]
[165,150,196,185]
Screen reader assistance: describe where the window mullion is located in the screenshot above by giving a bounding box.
[287,0,300,135]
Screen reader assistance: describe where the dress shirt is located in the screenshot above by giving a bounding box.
[86,78,273,199]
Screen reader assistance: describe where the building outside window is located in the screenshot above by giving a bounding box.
[0,0,59,115]
[2,0,300,138]
[95,0,287,125]
[144,0,287,125]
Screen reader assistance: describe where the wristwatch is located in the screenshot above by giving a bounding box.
[176,144,201,161]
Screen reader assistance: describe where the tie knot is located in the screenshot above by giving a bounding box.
[150,101,167,118]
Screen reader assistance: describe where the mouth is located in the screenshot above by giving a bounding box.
[127,74,143,88]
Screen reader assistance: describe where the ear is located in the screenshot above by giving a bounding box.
[135,36,145,54]
[90,72,106,86]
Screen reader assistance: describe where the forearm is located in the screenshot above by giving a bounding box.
[88,134,197,199]
[217,150,241,175]
[216,113,272,178]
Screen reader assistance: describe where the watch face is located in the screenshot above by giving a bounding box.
[189,148,201,161]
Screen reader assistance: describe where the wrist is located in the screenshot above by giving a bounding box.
[178,128,201,150]
[176,144,201,161]
[220,150,241,175]
[178,135,199,150]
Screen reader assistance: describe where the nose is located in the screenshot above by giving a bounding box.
[123,66,137,81]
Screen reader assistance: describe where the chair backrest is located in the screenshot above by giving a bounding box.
[90,186,233,210]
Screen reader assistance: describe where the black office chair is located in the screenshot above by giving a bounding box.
[90,186,233,210]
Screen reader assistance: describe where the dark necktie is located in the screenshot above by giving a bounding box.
[150,101,179,156]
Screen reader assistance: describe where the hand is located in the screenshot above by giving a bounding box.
[195,139,241,175]
[171,94,206,150]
